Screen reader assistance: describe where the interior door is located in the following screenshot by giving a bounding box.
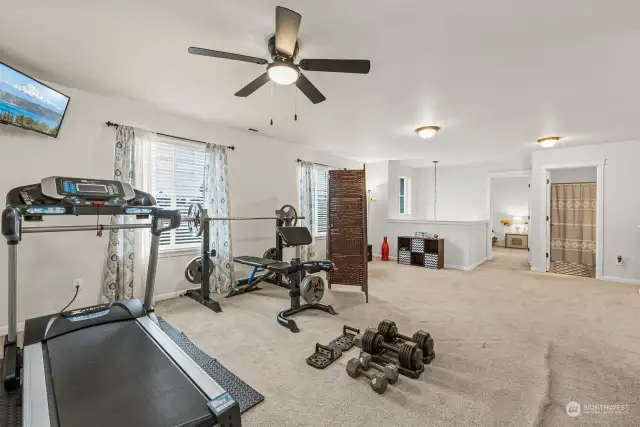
[545,170,552,272]
[527,180,532,264]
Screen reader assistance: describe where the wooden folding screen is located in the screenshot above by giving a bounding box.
[327,168,368,302]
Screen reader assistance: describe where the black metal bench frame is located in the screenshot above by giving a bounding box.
[229,225,338,333]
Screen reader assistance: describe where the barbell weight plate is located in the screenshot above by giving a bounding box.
[300,275,325,305]
[187,203,204,237]
[263,247,278,260]
[184,256,214,284]
[279,204,298,226]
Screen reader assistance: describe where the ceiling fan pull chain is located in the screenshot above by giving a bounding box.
[294,87,298,121]
[270,82,275,126]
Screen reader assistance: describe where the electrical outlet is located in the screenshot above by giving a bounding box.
[73,278,83,290]
[616,256,623,266]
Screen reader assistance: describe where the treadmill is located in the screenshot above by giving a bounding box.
[2,176,241,427]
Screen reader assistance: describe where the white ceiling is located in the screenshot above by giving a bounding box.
[3,0,640,164]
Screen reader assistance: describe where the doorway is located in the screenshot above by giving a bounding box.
[486,171,531,270]
[547,167,597,278]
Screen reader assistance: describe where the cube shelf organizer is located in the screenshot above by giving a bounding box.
[397,236,444,269]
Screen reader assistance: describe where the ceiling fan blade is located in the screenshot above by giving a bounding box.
[299,59,371,74]
[295,73,326,104]
[234,73,270,97]
[188,47,268,65]
[275,6,301,57]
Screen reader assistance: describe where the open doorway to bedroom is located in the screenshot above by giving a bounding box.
[487,171,531,271]
[547,167,597,278]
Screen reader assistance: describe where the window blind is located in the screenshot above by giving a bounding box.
[149,137,205,250]
[315,169,328,235]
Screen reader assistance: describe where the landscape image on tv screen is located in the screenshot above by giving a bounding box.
[0,62,70,138]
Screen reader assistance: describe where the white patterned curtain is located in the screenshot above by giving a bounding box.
[101,126,155,302]
[299,161,317,261]
[204,143,235,294]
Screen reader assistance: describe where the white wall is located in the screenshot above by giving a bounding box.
[418,158,531,221]
[550,167,597,183]
[387,160,422,220]
[491,177,530,242]
[0,83,359,329]
[530,141,640,283]
[365,161,388,249]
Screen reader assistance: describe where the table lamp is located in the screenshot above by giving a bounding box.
[513,216,525,234]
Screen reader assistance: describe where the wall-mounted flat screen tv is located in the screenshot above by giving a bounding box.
[0,62,70,138]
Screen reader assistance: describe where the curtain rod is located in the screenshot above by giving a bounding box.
[296,158,343,169]
[105,121,235,150]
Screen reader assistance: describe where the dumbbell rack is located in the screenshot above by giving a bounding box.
[372,351,424,380]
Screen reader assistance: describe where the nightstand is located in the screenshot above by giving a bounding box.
[505,233,528,249]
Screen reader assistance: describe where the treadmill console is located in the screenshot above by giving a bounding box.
[44,177,134,201]
[6,176,157,220]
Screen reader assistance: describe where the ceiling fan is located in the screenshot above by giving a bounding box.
[188,6,371,104]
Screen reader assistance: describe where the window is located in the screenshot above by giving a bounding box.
[315,169,328,236]
[149,137,205,251]
[399,177,411,214]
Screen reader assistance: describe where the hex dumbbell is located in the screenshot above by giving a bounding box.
[346,358,388,394]
[360,328,424,371]
[358,352,399,384]
[378,320,436,364]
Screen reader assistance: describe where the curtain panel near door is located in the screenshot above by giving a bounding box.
[101,126,155,302]
[299,161,317,261]
[550,183,596,266]
[204,143,235,294]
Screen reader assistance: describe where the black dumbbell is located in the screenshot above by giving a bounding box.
[378,319,436,364]
[358,352,399,384]
[359,328,424,371]
[346,358,388,394]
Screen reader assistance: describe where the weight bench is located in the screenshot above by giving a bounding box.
[229,226,338,332]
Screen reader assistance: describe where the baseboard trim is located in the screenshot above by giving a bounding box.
[468,258,487,271]
[0,321,25,337]
[155,288,195,302]
[0,288,198,337]
[375,254,485,271]
[530,267,544,273]
[372,254,398,261]
[600,276,640,286]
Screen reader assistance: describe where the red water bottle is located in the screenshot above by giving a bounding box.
[381,236,390,261]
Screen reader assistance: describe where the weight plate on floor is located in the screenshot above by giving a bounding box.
[300,275,325,304]
[263,247,278,260]
[184,256,214,284]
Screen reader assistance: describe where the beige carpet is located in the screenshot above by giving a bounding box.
[155,249,640,427]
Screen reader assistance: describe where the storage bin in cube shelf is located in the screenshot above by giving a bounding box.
[411,239,425,253]
[398,250,411,265]
[424,253,439,269]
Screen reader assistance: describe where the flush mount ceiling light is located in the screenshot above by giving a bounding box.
[266,61,300,85]
[537,136,560,148]
[415,126,441,139]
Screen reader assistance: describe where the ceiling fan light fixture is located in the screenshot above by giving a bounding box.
[415,126,441,139]
[538,136,560,148]
[267,62,299,85]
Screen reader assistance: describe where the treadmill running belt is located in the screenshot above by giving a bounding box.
[46,321,213,427]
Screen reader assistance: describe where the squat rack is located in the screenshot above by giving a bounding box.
[181,203,303,313]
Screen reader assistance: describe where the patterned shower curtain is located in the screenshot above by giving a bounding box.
[101,126,137,302]
[299,161,317,261]
[550,183,597,266]
[204,143,235,294]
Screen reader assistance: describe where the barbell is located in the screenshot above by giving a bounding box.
[185,203,303,237]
